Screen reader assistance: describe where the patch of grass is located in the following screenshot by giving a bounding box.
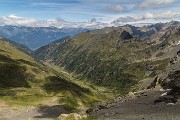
[60,97,79,112]
[17,59,37,66]
[43,76,91,96]
[0,87,47,105]
[1,95,46,106]
[150,59,169,71]
[148,71,157,78]
[42,76,105,111]
[0,89,16,96]
[0,49,6,53]
[0,54,17,63]
[156,52,164,57]
[81,116,97,120]
[123,63,147,80]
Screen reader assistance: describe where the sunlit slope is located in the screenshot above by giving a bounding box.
[0,37,105,109]
[35,25,180,94]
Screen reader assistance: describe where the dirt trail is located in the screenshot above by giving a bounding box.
[91,90,180,120]
[0,101,68,120]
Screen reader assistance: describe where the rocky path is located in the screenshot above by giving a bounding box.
[90,90,180,120]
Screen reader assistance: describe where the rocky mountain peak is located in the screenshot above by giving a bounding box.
[120,30,133,40]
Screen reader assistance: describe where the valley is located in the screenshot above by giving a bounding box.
[0,21,180,120]
[0,37,114,120]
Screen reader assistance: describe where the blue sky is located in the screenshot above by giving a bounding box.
[0,0,180,27]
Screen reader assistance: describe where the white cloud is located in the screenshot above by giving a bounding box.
[0,14,108,28]
[112,11,180,23]
[0,11,179,29]
[139,0,176,9]
[0,14,37,26]
[107,5,126,12]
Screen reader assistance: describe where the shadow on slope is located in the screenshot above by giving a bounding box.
[0,55,30,88]
[34,105,68,119]
[43,76,91,96]
[42,76,100,112]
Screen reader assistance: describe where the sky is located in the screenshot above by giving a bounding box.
[0,0,180,28]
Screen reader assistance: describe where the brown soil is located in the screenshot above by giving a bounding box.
[91,90,180,120]
[0,105,68,120]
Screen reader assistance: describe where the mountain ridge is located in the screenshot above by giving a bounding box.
[35,21,180,94]
[0,26,89,49]
[1,21,179,49]
[0,37,109,113]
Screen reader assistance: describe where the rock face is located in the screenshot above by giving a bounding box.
[138,21,180,43]
[154,70,180,104]
[161,70,180,92]
[147,76,159,89]
[120,31,133,40]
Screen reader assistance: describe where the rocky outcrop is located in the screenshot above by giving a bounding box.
[177,50,180,56]
[120,31,133,40]
[154,70,180,104]
[154,95,177,104]
[86,104,108,114]
[160,70,180,91]
[147,76,159,89]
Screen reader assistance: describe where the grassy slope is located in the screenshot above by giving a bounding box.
[0,37,113,111]
[35,28,179,94]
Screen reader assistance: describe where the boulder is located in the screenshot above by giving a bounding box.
[161,70,180,93]
[58,112,87,120]
[154,95,177,104]
[177,50,180,56]
[86,104,108,114]
[155,70,180,104]
[128,92,136,99]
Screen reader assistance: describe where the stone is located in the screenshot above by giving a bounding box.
[128,92,136,99]
[167,103,176,106]
[154,95,177,104]
[58,112,87,120]
[161,92,168,96]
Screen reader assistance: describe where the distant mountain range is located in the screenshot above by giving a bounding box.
[1,21,178,50]
[0,25,89,49]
